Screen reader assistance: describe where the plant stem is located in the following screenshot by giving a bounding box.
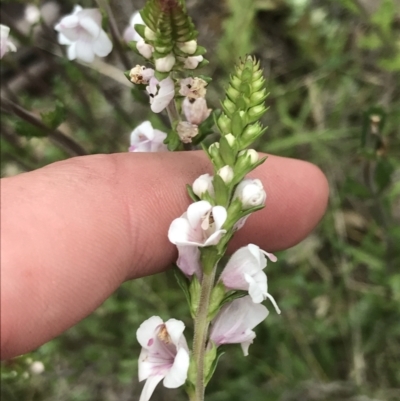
[1,98,87,157]
[95,0,132,70]
[192,267,217,401]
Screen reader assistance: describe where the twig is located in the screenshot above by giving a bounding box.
[1,98,87,157]
[95,0,132,70]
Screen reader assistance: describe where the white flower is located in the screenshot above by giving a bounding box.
[146,77,175,113]
[155,53,175,72]
[0,25,17,59]
[234,178,266,209]
[183,55,203,69]
[168,201,227,247]
[55,5,112,63]
[192,174,214,197]
[137,38,154,59]
[129,121,168,152]
[25,5,41,25]
[123,11,144,43]
[137,317,190,401]
[129,65,155,85]
[182,97,211,125]
[217,165,234,184]
[209,296,269,356]
[179,77,207,99]
[220,244,281,309]
[176,121,198,144]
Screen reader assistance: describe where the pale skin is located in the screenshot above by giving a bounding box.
[0,151,329,360]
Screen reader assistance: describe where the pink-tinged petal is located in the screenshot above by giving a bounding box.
[245,272,267,303]
[138,348,152,381]
[130,121,155,144]
[186,201,212,229]
[139,374,164,401]
[75,40,95,63]
[240,332,256,356]
[164,319,186,347]
[56,15,79,30]
[93,30,113,57]
[210,296,269,355]
[78,9,102,27]
[168,217,193,245]
[57,26,80,42]
[176,245,201,278]
[163,347,190,388]
[137,39,154,59]
[150,77,175,113]
[211,206,227,230]
[262,250,278,262]
[137,316,163,348]
[203,229,227,246]
[79,15,101,38]
[146,77,159,97]
[58,32,72,45]
[66,42,77,60]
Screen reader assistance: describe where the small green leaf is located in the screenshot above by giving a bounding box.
[40,101,66,130]
[375,158,394,192]
[186,184,200,202]
[173,266,191,309]
[15,120,47,138]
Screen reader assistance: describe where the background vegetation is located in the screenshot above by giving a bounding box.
[1,0,399,400]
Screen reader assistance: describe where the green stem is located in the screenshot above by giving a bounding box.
[192,267,217,401]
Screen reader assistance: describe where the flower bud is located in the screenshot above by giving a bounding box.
[247,104,266,123]
[217,113,231,134]
[234,178,266,209]
[224,133,236,147]
[183,55,203,69]
[217,165,234,184]
[144,27,156,40]
[29,361,45,375]
[177,121,198,143]
[192,174,214,197]
[155,53,175,72]
[136,39,154,59]
[178,40,197,54]
[208,143,224,169]
[238,149,259,164]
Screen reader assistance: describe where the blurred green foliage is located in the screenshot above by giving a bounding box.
[1,0,399,400]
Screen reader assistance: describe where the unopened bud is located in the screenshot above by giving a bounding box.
[183,55,203,69]
[224,133,236,147]
[136,39,154,59]
[178,40,197,55]
[192,174,214,197]
[29,361,45,375]
[217,165,234,184]
[155,53,175,72]
[234,179,266,209]
[217,113,231,134]
[144,27,156,40]
[238,149,259,164]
